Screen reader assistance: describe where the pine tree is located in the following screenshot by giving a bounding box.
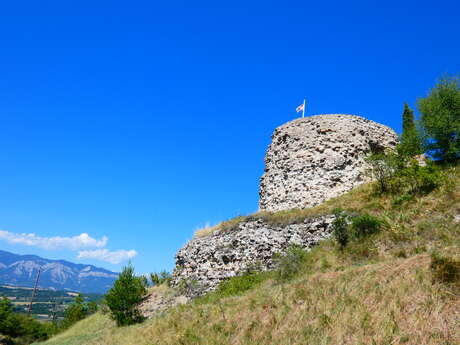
[399,102,422,156]
[105,262,147,326]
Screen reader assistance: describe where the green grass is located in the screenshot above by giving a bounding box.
[36,166,460,345]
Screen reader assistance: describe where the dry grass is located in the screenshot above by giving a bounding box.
[36,166,460,345]
[196,166,460,238]
[36,253,460,345]
[194,216,248,238]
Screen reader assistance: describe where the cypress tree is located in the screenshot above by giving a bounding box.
[399,102,422,156]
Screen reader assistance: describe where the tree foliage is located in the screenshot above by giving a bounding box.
[105,263,148,326]
[150,270,172,286]
[399,102,422,156]
[61,293,94,329]
[0,297,55,344]
[366,149,441,197]
[418,75,460,163]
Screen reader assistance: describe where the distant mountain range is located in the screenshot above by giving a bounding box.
[0,250,118,293]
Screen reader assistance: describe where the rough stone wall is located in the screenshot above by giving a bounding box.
[171,215,335,296]
[259,114,398,212]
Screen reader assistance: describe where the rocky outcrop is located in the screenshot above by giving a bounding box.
[170,114,398,297]
[139,288,188,318]
[259,114,398,212]
[171,215,335,296]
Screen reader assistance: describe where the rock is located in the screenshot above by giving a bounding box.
[454,213,460,223]
[171,215,336,296]
[414,154,428,167]
[259,114,398,212]
[138,287,189,319]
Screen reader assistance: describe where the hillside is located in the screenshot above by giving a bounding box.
[0,251,118,293]
[36,165,460,345]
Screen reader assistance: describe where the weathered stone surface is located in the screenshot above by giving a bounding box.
[171,215,335,296]
[259,114,398,212]
[169,114,398,297]
[139,288,188,319]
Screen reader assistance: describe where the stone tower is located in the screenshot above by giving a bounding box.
[259,114,398,212]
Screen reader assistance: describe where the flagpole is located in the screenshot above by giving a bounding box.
[302,99,306,118]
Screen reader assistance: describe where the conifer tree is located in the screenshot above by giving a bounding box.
[399,102,422,156]
[105,262,147,326]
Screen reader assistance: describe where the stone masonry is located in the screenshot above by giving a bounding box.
[259,114,398,212]
[171,215,335,296]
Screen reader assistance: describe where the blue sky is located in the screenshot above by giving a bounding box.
[0,0,458,274]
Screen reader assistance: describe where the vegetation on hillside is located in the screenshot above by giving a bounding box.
[0,297,56,345]
[419,75,460,163]
[34,75,460,344]
[34,164,460,345]
[105,263,148,326]
[0,290,99,345]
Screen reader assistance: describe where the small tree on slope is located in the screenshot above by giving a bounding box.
[61,293,87,329]
[399,102,422,157]
[105,262,148,326]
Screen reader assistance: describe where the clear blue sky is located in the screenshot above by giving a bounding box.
[0,0,458,274]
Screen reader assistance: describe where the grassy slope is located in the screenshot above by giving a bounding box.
[37,167,460,345]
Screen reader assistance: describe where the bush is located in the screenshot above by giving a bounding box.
[214,272,267,298]
[332,212,384,250]
[60,293,98,329]
[332,211,350,250]
[274,245,310,282]
[399,161,441,195]
[350,213,384,239]
[430,252,460,289]
[61,294,87,329]
[150,270,172,286]
[365,152,400,194]
[418,75,460,163]
[366,151,441,197]
[105,263,148,326]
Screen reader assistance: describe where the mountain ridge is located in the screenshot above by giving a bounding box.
[0,250,118,293]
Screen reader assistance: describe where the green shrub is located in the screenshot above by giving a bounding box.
[215,272,266,298]
[332,212,349,250]
[105,263,148,326]
[332,212,384,251]
[274,245,310,282]
[430,252,460,288]
[365,153,400,194]
[399,161,441,195]
[61,294,87,329]
[366,150,442,197]
[60,293,99,329]
[350,213,384,239]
